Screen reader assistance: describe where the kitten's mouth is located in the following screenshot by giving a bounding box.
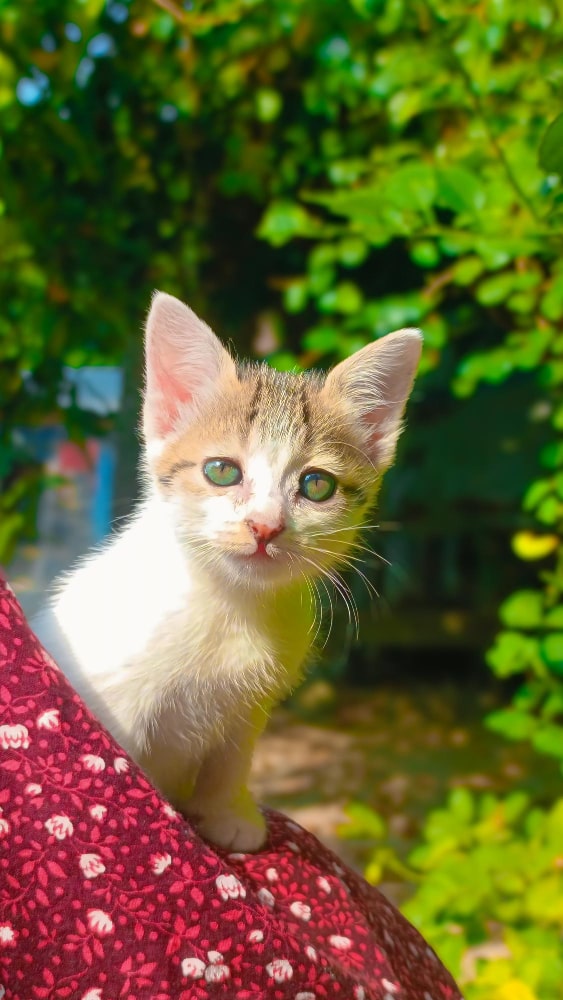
[254,540,274,558]
[244,541,277,560]
[230,540,283,565]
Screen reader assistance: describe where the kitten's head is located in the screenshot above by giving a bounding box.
[142,292,421,592]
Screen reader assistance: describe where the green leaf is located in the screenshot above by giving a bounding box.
[536,495,563,525]
[523,479,553,512]
[257,200,318,247]
[342,802,387,839]
[384,163,436,214]
[541,442,563,468]
[487,631,540,677]
[541,633,563,673]
[319,282,363,314]
[452,256,484,286]
[338,237,369,267]
[302,325,341,353]
[532,724,563,760]
[539,114,563,175]
[486,708,538,741]
[436,166,485,215]
[541,278,563,321]
[448,787,475,824]
[544,606,563,628]
[476,272,515,306]
[255,88,283,123]
[499,590,543,629]
[283,280,308,313]
[410,240,440,268]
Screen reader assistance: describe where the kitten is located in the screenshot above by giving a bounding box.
[34,292,422,852]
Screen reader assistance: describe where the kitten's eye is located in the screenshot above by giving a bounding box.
[299,469,337,503]
[203,459,242,487]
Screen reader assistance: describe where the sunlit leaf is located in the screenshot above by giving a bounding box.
[539,113,563,175]
[500,590,544,629]
[511,532,559,560]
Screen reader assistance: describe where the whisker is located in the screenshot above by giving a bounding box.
[295,552,359,640]
[307,546,380,601]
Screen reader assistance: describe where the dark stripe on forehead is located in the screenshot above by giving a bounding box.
[300,382,311,427]
[158,460,196,487]
[247,374,263,426]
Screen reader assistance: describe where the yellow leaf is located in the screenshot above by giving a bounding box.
[494,979,537,1000]
[511,532,559,560]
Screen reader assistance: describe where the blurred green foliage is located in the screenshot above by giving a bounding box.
[2,1,563,991]
[341,791,563,1000]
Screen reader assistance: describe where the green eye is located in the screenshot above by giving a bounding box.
[299,469,337,502]
[203,459,242,487]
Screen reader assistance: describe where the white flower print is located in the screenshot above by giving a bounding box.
[24,782,42,797]
[0,723,30,750]
[207,950,224,964]
[0,923,17,946]
[329,934,352,951]
[37,708,60,730]
[305,945,318,962]
[0,986,5,999]
[257,887,275,908]
[81,754,105,773]
[382,980,399,994]
[296,994,316,1000]
[266,958,293,983]
[151,852,172,875]
[0,811,9,839]
[113,756,128,773]
[87,909,114,936]
[216,873,246,901]
[162,802,178,818]
[181,957,206,978]
[289,900,311,922]
[79,853,106,879]
[354,988,366,1000]
[82,990,103,1000]
[89,804,107,821]
[204,963,230,983]
[265,867,279,882]
[316,875,331,894]
[247,929,264,943]
[45,814,74,840]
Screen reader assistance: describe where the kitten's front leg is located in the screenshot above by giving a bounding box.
[183,706,268,853]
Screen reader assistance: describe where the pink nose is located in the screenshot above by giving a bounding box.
[247,519,284,543]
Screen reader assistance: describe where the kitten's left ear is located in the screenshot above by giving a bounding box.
[143,291,236,444]
[322,329,422,470]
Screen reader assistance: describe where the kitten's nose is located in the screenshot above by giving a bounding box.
[247,519,285,544]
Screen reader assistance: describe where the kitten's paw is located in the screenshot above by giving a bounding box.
[190,808,267,853]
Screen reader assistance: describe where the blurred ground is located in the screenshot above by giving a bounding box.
[251,680,561,902]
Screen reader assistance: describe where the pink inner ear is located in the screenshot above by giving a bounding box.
[143,291,237,443]
[145,346,195,440]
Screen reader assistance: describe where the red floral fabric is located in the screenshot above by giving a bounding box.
[0,575,463,1000]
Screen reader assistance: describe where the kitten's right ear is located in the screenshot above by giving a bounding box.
[143,291,236,444]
